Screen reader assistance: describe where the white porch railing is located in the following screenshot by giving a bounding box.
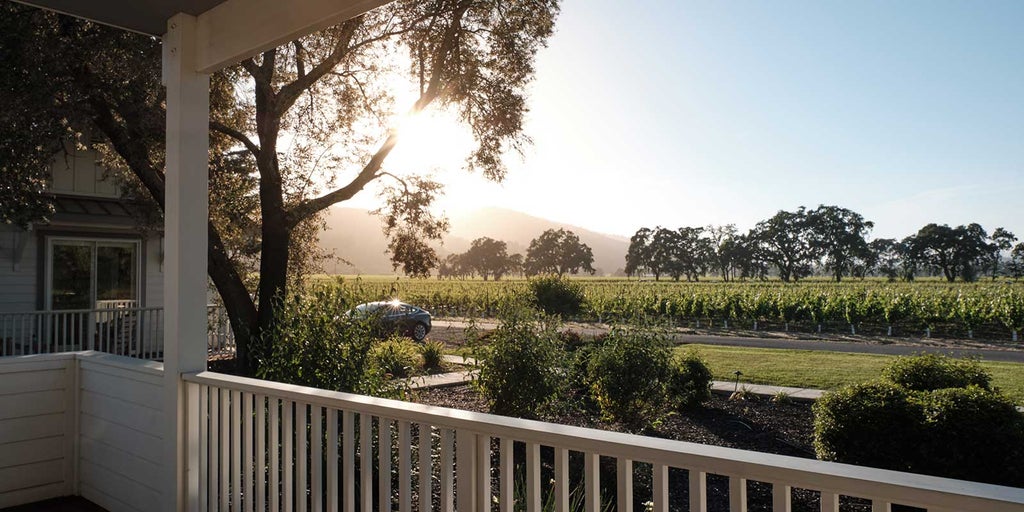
[183,371,1024,512]
[2,352,1023,511]
[0,305,235,359]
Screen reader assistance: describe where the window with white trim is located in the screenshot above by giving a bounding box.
[47,238,140,310]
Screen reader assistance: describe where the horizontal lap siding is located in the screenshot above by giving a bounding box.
[0,224,37,312]
[144,235,163,309]
[0,359,71,508]
[78,358,165,511]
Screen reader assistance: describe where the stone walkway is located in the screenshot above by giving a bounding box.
[410,355,826,401]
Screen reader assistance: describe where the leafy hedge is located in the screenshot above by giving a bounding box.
[588,328,673,425]
[881,353,991,391]
[814,354,1024,486]
[473,314,714,427]
[529,276,585,318]
[668,350,714,410]
[256,289,398,398]
[472,310,564,417]
[813,382,923,471]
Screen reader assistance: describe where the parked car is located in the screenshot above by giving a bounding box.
[349,300,432,342]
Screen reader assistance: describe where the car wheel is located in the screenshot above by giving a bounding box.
[411,322,428,342]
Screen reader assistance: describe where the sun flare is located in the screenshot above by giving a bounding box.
[388,110,474,175]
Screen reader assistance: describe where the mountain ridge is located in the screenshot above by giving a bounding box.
[318,206,628,275]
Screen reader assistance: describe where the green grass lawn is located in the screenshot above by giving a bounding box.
[680,344,1024,404]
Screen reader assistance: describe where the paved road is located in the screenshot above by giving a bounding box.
[433,320,1024,364]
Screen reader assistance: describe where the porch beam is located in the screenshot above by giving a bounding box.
[194,0,391,73]
[161,12,210,512]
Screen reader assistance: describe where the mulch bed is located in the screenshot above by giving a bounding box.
[410,386,925,512]
[413,385,817,458]
[410,385,874,512]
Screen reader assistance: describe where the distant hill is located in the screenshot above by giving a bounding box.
[318,206,629,276]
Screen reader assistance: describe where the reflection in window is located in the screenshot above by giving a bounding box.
[49,240,138,310]
[51,244,91,310]
[97,245,136,301]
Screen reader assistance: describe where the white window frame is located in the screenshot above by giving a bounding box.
[44,236,143,310]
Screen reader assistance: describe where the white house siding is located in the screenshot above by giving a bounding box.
[49,142,120,199]
[0,223,39,312]
[78,355,165,512]
[0,356,74,507]
[144,234,164,309]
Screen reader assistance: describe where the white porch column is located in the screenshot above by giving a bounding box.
[162,12,210,512]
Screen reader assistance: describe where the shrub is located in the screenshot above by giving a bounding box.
[256,289,397,398]
[371,336,420,378]
[882,353,991,392]
[588,328,672,427]
[814,376,1024,486]
[529,276,585,318]
[813,382,924,472]
[473,310,565,417]
[918,386,1024,486]
[667,351,713,410]
[558,332,607,413]
[557,329,585,351]
[420,339,446,371]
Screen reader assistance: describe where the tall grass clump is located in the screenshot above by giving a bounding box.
[420,339,446,371]
[370,336,419,378]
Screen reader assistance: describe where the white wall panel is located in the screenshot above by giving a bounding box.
[0,223,38,312]
[0,356,71,508]
[79,354,165,511]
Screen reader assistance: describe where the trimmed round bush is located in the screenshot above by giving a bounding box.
[588,328,672,427]
[529,276,585,318]
[473,311,564,417]
[668,351,713,410]
[882,353,991,392]
[813,382,924,472]
[919,386,1024,486]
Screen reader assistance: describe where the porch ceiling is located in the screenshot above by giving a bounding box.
[13,0,223,36]
[13,0,393,73]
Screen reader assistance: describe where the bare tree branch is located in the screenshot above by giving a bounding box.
[275,19,361,115]
[293,40,306,78]
[210,120,261,158]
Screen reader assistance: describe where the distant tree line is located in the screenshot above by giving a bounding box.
[626,205,1023,282]
[438,228,595,280]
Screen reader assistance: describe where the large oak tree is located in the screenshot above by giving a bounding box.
[0,0,560,373]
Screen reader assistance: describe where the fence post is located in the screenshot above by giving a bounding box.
[87,310,96,352]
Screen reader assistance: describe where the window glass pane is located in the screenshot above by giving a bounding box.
[52,244,91,310]
[97,244,136,302]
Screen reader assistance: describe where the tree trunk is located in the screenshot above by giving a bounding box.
[251,74,288,372]
[208,222,258,373]
[255,210,290,364]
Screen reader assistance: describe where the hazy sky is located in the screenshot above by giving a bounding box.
[372,0,1024,240]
